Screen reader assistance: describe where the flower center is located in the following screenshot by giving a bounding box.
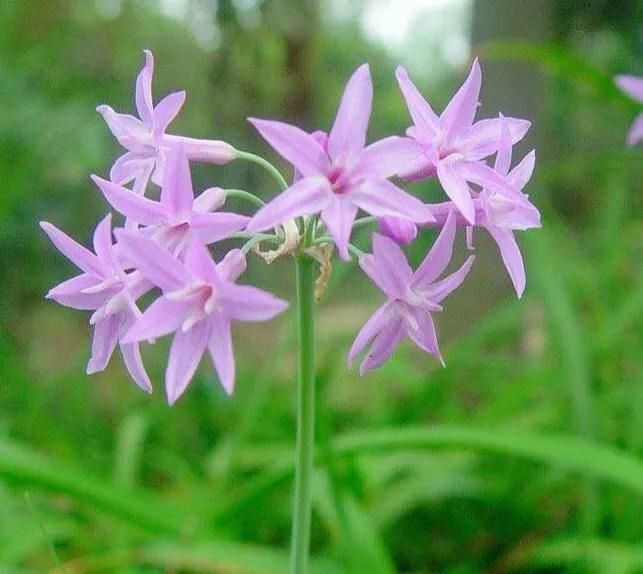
[327,166,352,194]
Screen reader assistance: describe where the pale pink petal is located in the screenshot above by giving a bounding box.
[165,321,209,404]
[359,318,405,375]
[122,296,190,343]
[248,118,329,177]
[190,211,249,244]
[493,114,513,176]
[424,255,475,303]
[91,175,166,225]
[441,58,482,135]
[246,176,331,232]
[435,160,475,224]
[193,187,226,212]
[92,214,117,269]
[160,145,194,220]
[135,50,154,126]
[120,341,153,393]
[627,113,643,146]
[115,230,189,292]
[377,216,418,245]
[368,233,413,298]
[615,75,643,103]
[454,160,525,204]
[507,150,536,190]
[217,249,247,282]
[413,209,457,287]
[152,91,185,135]
[96,105,148,152]
[327,63,372,162]
[353,136,425,179]
[47,274,107,310]
[347,303,390,367]
[320,197,358,261]
[219,284,289,322]
[86,314,120,374]
[110,152,149,186]
[40,221,102,276]
[485,226,525,297]
[351,179,435,223]
[208,314,235,395]
[395,66,440,141]
[183,241,219,284]
[456,116,530,161]
[166,135,236,165]
[405,308,444,365]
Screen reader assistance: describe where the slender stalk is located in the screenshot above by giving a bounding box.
[290,254,316,574]
[236,150,289,190]
[224,188,265,207]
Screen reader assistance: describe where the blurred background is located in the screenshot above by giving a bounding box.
[1,0,642,572]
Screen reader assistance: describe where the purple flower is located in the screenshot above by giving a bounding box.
[395,60,531,224]
[98,50,236,192]
[348,212,474,374]
[40,215,153,392]
[615,74,643,146]
[92,145,248,254]
[377,216,418,245]
[117,231,289,403]
[245,64,434,260]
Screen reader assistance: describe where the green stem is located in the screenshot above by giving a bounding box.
[236,151,289,190]
[224,188,265,207]
[290,255,316,574]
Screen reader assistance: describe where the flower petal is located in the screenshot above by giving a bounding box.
[413,209,457,287]
[627,113,643,147]
[115,230,189,292]
[153,91,186,135]
[320,197,358,261]
[135,50,154,126]
[91,175,166,225]
[351,179,435,223]
[456,116,530,161]
[359,318,405,375]
[190,211,249,244]
[165,321,209,404]
[440,58,482,136]
[362,233,413,298]
[485,226,525,297]
[193,187,226,212]
[248,118,329,177]
[454,160,525,204]
[347,303,390,368]
[96,105,148,152]
[424,255,475,303]
[327,63,372,162]
[160,145,194,220]
[219,284,289,322]
[395,66,440,141]
[377,216,418,245]
[208,314,235,395]
[354,136,425,179]
[120,341,153,393]
[217,249,247,282]
[615,75,643,103]
[166,135,236,165]
[493,114,513,176]
[405,308,444,365]
[507,150,535,190]
[92,214,118,270]
[183,241,219,284]
[246,176,331,233]
[122,296,190,343]
[86,314,120,374]
[47,274,108,310]
[435,160,475,224]
[40,221,102,276]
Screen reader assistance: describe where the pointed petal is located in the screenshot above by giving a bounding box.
[615,75,643,103]
[86,314,120,374]
[96,105,148,152]
[377,216,418,245]
[193,187,226,212]
[122,296,190,343]
[246,176,331,232]
[395,66,440,140]
[183,241,219,284]
[248,118,329,176]
[165,321,209,404]
[486,226,525,297]
[363,233,413,298]
[191,211,249,244]
[40,221,102,276]
[91,175,166,225]
[435,160,475,224]
[219,284,289,322]
[456,116,530,161]
[441,58,482,135]
[168,135,236,165]
[92,214,117,269]
[208,314,235,395]
[359,318,405,375]
[47,274,107,310]
[354,136,425,179]
[217,249,247,282]
[120,341,153,393]
[160,145,194,220]
[351,179,435,223]
[455,160,525,203]
[110,152,147,186]
[321,197,358,261]
[405,308,444,365]
[493,113,513,176]
[627,113,643,147]
[115,230,189,292]
[347,303,390,367]
[135,49,154,126]
[507,150,536,190]
[153,91,185,135]
[425,255,475,303]
[413,209,457,287]
[328,63,372,162]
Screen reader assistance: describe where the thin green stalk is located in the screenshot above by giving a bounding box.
[290,254,316,574]
[236,150,289,190]
[224,188,265,207]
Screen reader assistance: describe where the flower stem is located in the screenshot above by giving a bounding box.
[224,188,265,207]
[290,254,316,574]
[236,151,289,191]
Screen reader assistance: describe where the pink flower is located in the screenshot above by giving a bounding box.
[395,60,531,224]
[615,74,643,146]
[349,212,474,374]
[92,145,248,254]
[40,215,153,392]
[246,64,434,260]
[117,231,289,403]
[98,50,236,192]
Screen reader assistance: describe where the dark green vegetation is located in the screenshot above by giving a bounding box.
[1,1,642,572]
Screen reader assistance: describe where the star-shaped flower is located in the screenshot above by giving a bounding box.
[98,49,235,192]
[92,145,248,255]
[395,60,532,224]
[349,212,474,374]
[615,74,643,146]
[40,215,153,392]
[117,232,289,403]
[246,63,434,260]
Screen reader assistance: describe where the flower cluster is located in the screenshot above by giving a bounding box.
[42,50,540,402]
